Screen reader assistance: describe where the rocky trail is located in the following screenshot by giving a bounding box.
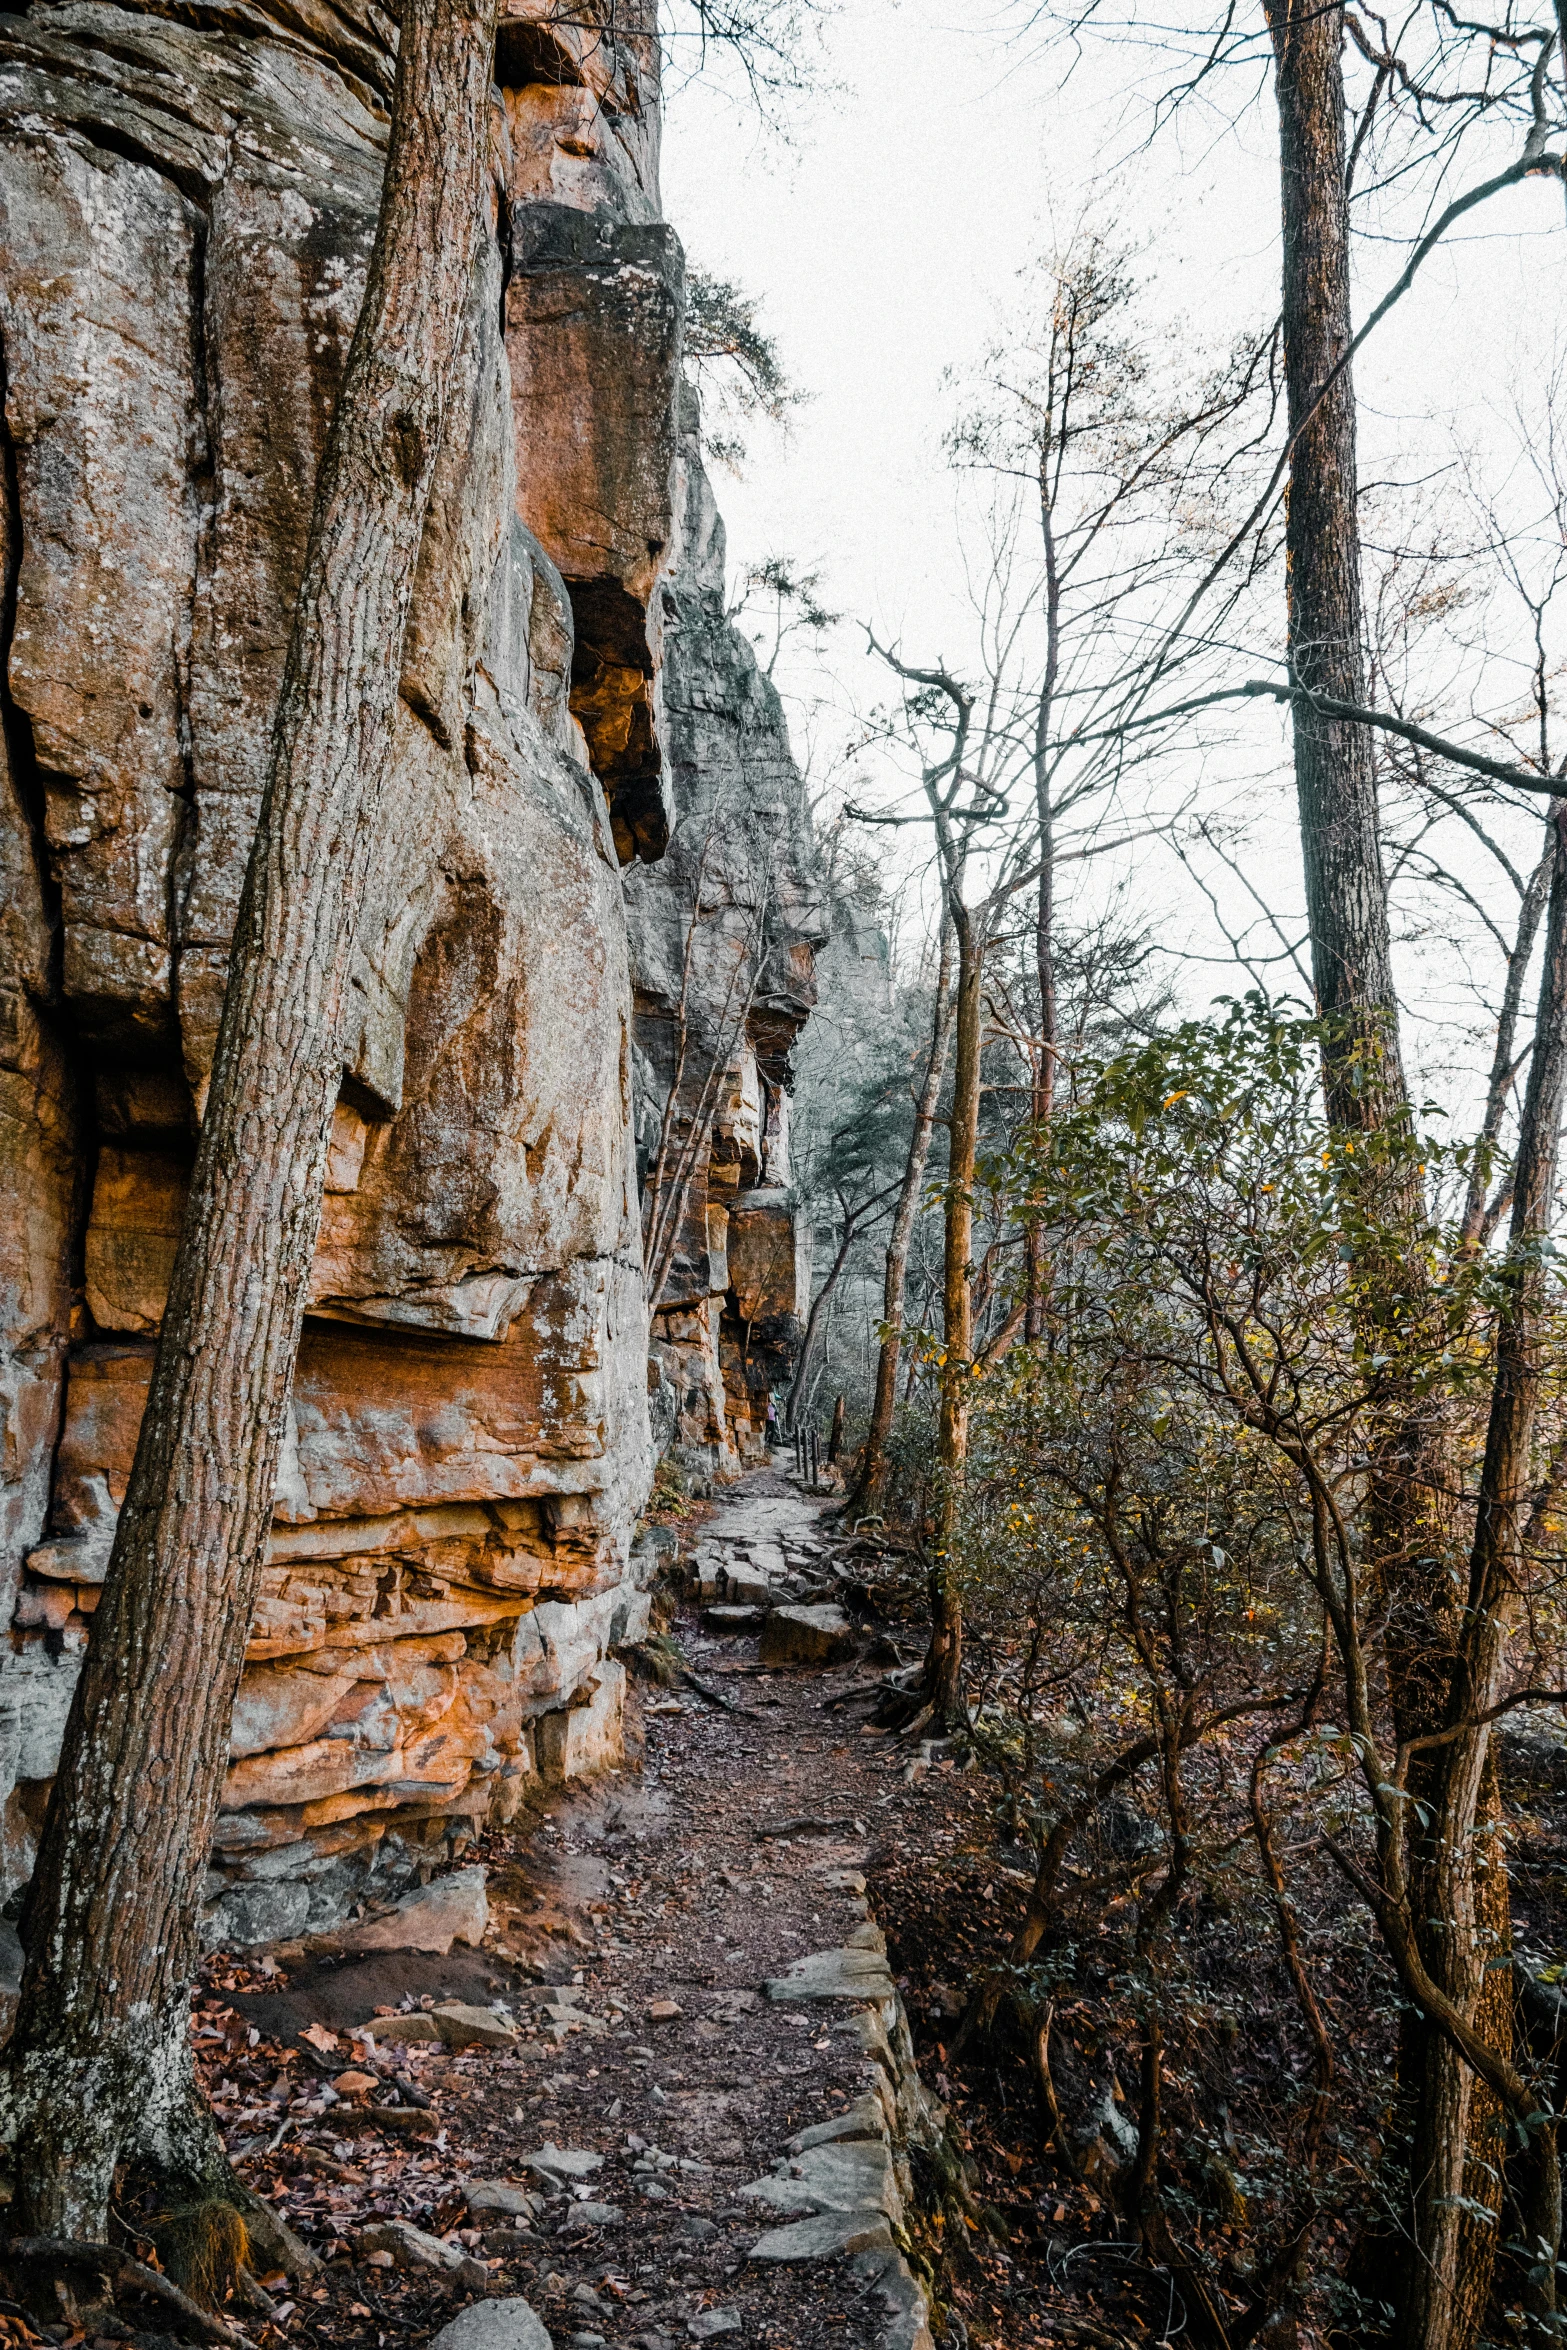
[144,1469,961,2350]
[10,1454,1464,2350]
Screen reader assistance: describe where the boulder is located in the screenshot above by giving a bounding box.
[430,2300,553,2350]
[764,1946,897,2004]
[433,2000,519,2050]
[760,1606,858,1669]
[536,1662,626,1782]
[368,2011,443,2046]
[701,1605,763,1633]
[850,2245,936,2350]
[749,2210,894,2263]
[355,2217,488,2289]
[788,2094,887,2152]
[464,2181,541,2220]
[738,2139,902,2224]
[335,1867,489,1957]
[525,2142,604,2186]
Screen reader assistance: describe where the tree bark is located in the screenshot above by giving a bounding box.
[1459,824,1555,1251]
[852,916,955,1514]
[1026,450,1062,1342]
[1263,7,1510,2335]
[3,0,496,2240]
[926,900,983,1723]
[1403,810,1567,2346]
[1264,0,1404,1129]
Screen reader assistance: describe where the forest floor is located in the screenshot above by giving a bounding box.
[187,1456,1076,2350]
[146,1463,975,2350]
[160,1467,1567,2350]
[8,1459,1338,2350]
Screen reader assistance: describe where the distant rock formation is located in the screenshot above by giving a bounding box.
[0,0,824,1943]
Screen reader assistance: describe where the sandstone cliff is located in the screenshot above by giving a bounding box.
[0,0,824,1944]
[627,403,827,1478]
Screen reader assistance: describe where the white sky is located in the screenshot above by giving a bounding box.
[659,0,1567,1133]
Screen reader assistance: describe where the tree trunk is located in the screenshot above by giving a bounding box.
[1024,822,1056,1341]
[784,1184,896,1431]
[1403,809,1567,2347]
[853,917,956,1514]
[3,0,496,2241]
[828,1394,846,1463]
[1026,456,1061,1342]
[1264,6,1509,2335]
[1264,0,1404,1129]
[1459,824,1556,1251]
[925,902,982,1723]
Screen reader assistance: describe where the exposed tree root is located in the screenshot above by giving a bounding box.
[5,2234,257,2347]
[4,2040,318,2290]
[150,2198,254,2311]
[159,2100,320,2286]
[676,1665,752,1715]
[1033,2006,1085,2181]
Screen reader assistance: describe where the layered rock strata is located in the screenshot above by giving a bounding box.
[0,0,821,1942]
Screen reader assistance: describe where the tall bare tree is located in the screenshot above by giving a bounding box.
[850,257,1262,1710]
[948,231,1273,1332]
[850,913,955,1514]
[1257,8,1526,2327]
[854,636,1030,1721]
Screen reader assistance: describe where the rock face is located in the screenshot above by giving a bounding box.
[625,407,827,1476]
[0,0,823,1939]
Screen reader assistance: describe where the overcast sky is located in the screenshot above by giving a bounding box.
[658,0,1567,1119]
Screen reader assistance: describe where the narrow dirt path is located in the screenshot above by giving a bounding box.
[195,1466,944,2350]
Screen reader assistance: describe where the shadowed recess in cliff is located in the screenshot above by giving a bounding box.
[504,199,683,866]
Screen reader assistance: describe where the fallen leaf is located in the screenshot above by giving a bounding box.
[301,2022,340,2054]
